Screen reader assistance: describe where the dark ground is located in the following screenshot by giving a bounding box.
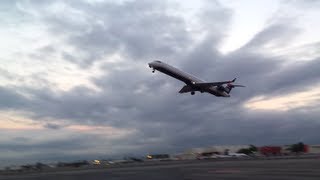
[1,158,320,180]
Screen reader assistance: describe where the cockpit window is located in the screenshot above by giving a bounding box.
[155,60,161,63]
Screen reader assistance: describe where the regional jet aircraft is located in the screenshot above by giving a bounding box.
[148,60,244,97]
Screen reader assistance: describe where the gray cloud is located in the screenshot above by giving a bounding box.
[0,68,17,81]
[0,87,28,109]
[284,0,320,8]
[20,0,193,67]
[43,123,63,130]
[240,23,301,52]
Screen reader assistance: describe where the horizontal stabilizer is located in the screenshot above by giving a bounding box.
[194,78,236,88]
[230,84,245,87]
[225,83,245,94]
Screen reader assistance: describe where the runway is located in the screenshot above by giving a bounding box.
[1,158,320,180]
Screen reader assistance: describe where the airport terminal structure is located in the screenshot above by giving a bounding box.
[175,144,320,160]
[1,143,320,173]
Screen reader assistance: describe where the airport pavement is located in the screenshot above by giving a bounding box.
[1,158,320,180]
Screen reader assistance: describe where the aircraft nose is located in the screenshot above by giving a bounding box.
[148,62,155,68]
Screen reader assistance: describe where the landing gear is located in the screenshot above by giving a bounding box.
[191,91,195,95]
[149,65,155,73]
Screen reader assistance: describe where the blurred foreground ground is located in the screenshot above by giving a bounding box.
[0,157,320,180]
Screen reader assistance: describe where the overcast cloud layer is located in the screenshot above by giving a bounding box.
[0,0,320,165]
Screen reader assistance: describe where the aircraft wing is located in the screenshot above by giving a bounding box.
[194,78,236,88]
[179,85,194,93]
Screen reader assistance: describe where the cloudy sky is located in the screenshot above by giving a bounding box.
[1,0,320,165]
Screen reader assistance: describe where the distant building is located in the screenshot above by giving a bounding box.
[259,146,282,156]
[184,145,250,155]
[308,145,320,154]
[57,161,89,168]
[174,153,198,160]
[282,144,309,154]
[146,154,170,160]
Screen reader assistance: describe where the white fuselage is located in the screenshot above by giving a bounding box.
[148,61,229,97]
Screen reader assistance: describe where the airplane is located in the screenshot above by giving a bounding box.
[148,60,245,97]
